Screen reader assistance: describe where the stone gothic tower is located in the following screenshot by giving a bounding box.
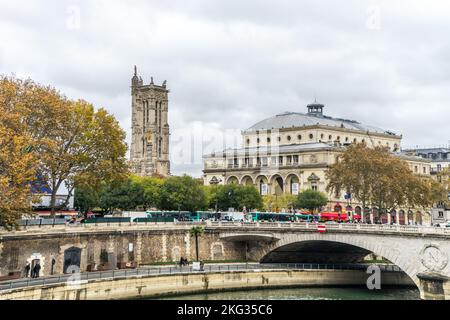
[130,66,170,177]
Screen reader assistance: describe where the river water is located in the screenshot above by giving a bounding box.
[159,287,420,300]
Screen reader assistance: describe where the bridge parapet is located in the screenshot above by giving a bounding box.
[2,221,450,238]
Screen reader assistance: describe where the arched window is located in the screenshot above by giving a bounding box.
[309,134,314,139]
[298,134,302,140]
[267,137,271,143]
[287,135,292,141]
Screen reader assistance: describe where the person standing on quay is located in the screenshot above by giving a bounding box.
[24,263,30,278]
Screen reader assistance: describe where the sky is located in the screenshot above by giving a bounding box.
[1,0,450,178]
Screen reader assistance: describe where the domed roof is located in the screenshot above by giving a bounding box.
[246,110,397,136]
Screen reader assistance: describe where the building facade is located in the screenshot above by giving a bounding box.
[403,147,450,224]
[130,66,170,177]
[403,147,450,176]
[202,102,431,224]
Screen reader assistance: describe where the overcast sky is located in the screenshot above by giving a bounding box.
[1,0,449,177]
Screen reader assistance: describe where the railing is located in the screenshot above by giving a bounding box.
[0,263,402,292]
[2,220,450,237]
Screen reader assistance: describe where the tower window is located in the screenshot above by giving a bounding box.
[329,135,332,140]
[287,135,292,141]
[298,135,302,140]
[309,134,314,139]
[267,137,271,143]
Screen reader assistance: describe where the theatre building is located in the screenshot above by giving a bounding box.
[202,101,431,224]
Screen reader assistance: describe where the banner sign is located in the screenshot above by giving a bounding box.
[291,183,299,195]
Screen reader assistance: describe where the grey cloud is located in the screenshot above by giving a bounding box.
[0,0,449,177]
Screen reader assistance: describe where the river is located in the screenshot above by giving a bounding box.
[158,287,420,300]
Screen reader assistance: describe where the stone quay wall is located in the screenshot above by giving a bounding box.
[0,225,246,277]
[0,269,415,300]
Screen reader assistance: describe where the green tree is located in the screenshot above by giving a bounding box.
[294,189,328,213]
[190,226,204,262]
[131,175,164,210]
[99,178,144,213]
[159,175,208,212]
[208,184,262,211]
[73,185,100,214]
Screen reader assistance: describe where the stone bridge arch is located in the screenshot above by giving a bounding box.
[246,232,438,288]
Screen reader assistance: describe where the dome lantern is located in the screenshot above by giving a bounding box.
[307,99,324,116]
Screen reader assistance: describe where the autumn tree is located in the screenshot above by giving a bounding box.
[327,143,434,221]
[262,194,296,212]
[326,143,377,221]
[0,78,38,228]
[0,76,129,216]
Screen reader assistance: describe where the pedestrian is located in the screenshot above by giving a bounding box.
[24,263,31,278]
[33,263,41,278]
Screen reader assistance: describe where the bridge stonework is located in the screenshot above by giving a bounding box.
[1,223,450,299]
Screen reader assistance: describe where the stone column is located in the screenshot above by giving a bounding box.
[161,234,167,262]
[405,213,409,225]
[370,213,374,224]
[387,214,391,224]
[396,211,400,225]
[184,232,191,260]
[135,233,142,266]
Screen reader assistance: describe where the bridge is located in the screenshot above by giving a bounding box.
[1,222,449,299]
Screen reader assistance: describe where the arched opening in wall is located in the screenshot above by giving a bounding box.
[369,207,377,223]
[259,240,417,290]
[240,175,254,186]
[407,210,414,225]
[63,247,82,274]
[285,174,300,195]
[334,204,342,213]
[226,176,239,185]
[355,206,362,215]
[390,210,397,225]
[399,210,406,225]
[271,175,284,196]
[255,175,269,195]
[211,244,224,261]
[171,247,181,262]
[415,211,423,225]
[360,207,369,223]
